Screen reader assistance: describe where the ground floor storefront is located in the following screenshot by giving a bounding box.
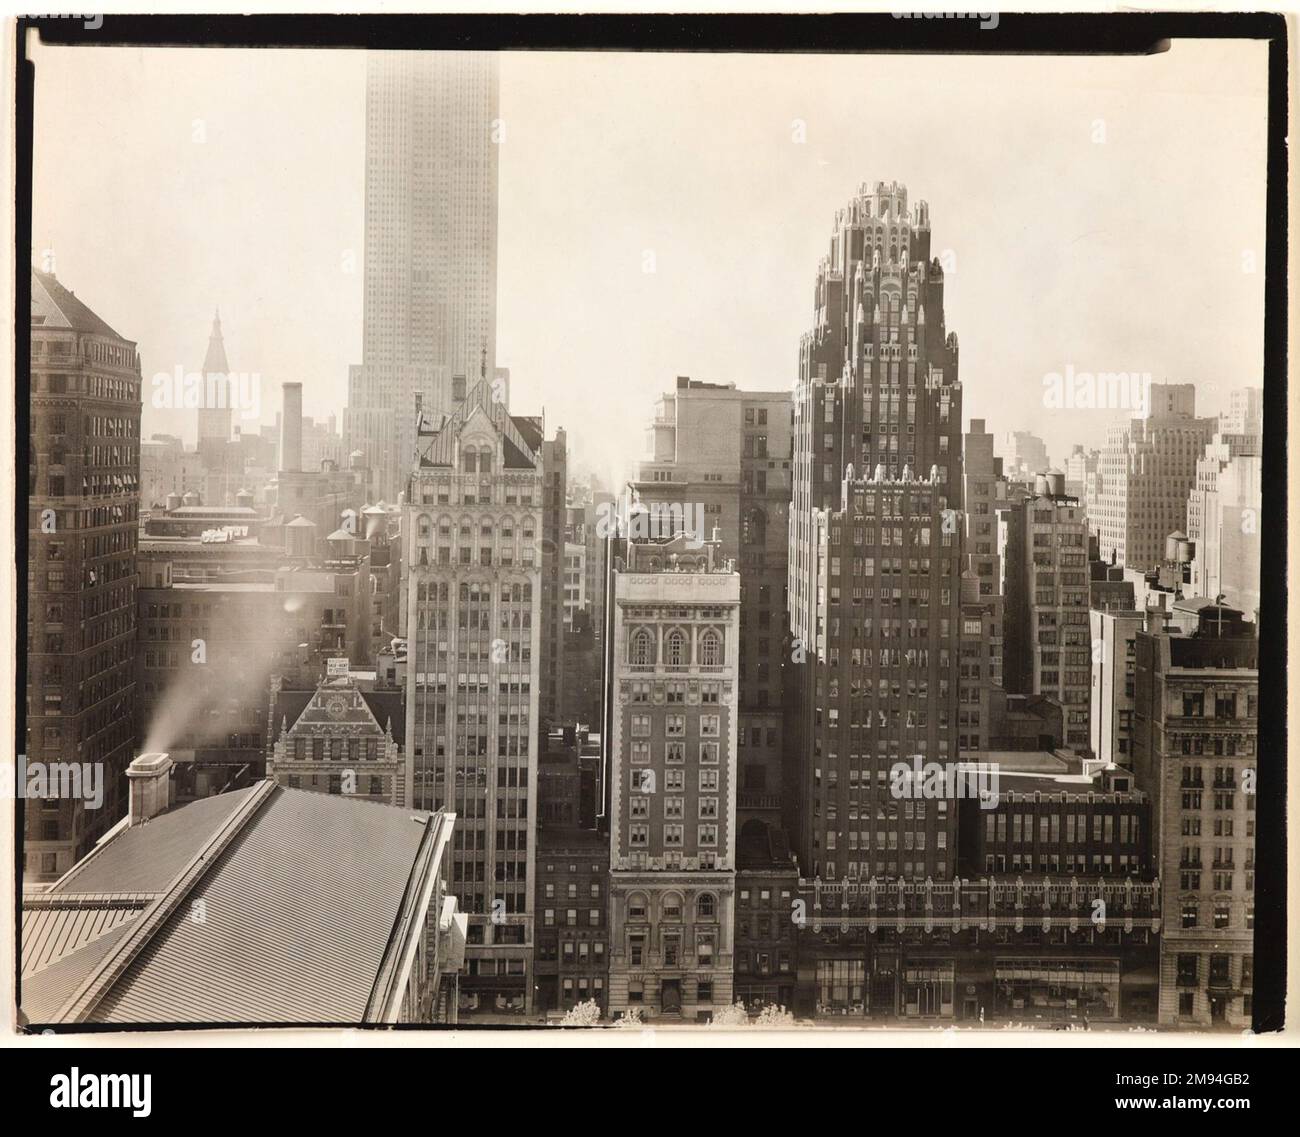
[793,942,1158,1023]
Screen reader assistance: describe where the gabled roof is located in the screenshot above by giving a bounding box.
[272,682,405,746]
[415,380,539,471]
[20,784,447,1025]
[31,269,127,340]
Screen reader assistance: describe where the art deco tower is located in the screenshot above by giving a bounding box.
[346,51,500,501]
[786,182,964,881]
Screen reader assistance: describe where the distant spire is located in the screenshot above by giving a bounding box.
[203,309,230,374]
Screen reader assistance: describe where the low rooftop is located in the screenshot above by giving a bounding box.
[21,782,449,1026]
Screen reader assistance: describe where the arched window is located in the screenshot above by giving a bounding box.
[461,448,477,474]
[630,628,655,666]
[665,629,687,667]
[696,893,716,921]
[662,892,684,921]
[698,629,722,667]
[628,892,648,921]
[479,450,493,475]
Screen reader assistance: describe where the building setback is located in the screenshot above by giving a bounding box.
[26,269,142,881]
[607,535,741,1020]
[999,431,1050,482]
[787,181,963,882]
[1094,384,1215,572]
[1131,604,1259,1028]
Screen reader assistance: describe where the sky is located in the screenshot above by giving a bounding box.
[29,37,1268,487]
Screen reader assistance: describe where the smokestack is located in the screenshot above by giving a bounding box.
[127,752,174,825]
[280,382,303,473]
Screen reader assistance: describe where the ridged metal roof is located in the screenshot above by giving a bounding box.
[55,787,260,895]
[22,785,444,1026]
[21,894,156,976]
[20,921,137,1024]
[90,788,434,1024]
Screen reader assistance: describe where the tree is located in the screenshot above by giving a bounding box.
[711,1002,750,1026]
[754,1004,795,1027]
[712,1002,795,1027]
[560,999,602,1026]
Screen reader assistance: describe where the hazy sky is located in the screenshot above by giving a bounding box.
[30,37,1268,485]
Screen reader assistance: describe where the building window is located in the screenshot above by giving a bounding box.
[629,628,655,666]
[699,630,722,666]
[697,893,716,921]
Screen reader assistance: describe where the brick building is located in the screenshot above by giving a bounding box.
[787,181,964,883]
[1132,603,1259,1027]
[25,269,141,880]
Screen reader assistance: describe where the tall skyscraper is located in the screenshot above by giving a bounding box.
[633,377,793,839]
[787,181,963,880]
[347,50,500,502]
[27,269,141,880]
[1094,383,1215,571]
[402,379,549,1017]
[607,534,741,1021]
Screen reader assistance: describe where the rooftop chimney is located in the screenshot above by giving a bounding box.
[280,382,303,473]
[127,752,174,825]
